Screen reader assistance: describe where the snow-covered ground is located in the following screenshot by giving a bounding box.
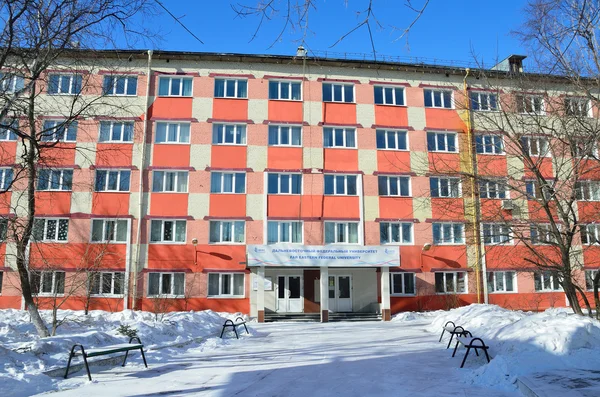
[1,304,599,396]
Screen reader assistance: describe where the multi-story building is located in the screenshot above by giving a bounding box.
[0,50,596,321]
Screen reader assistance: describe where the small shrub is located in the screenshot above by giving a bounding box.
[116,324,138,338]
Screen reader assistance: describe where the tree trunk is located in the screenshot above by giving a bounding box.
[563,281,584,315]
[574,283,593,317]
[594,272,600,320]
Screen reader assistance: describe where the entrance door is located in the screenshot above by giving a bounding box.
[328,275,353,312]
[276,275,303,313]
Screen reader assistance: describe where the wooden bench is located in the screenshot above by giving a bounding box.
[220,317,249,339]
[439,321,472,349]
[64,336,148,380]
[452,336,491,368]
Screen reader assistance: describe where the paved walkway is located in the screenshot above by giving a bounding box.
[44,321,519,397]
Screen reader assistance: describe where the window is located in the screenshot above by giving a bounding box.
[209,221,245,243]
[322,82,354,103]
[534,271,562,291]
[41,120,77,142]
[0,168,13,191]
[103,75,137,96]
[475,135,504,154]
[269,80,301,100]
[479,179,507,199]
[380,222,413,244]
[32,218,69,242]
[158,77,192,97]
[323,127,356,148]
[427,132,457,152]
[573,139,598,158]
[95,170,130,192]
[31,271,65,295]
[0,120,17,141]
[148,272,185,297]
[212,124,246,145]
[324,222,359,244]
[153,171,188,193]
[267,173,302,194]
[210,172,245,194]
[435,272,467,294]
[150,220,186,243]
[374,86,405,106]
[0,271,2,294]
[581,224,600,245]
[0,219,7,240]
[99,121,133,143]
[575,180,600,201]
[91,219,128,243]
[470,91,498,111]
[267,221,302,244]
[155,122,190,144]
[564,97,590,117]
[208,273,245,297]
[378,176,410,197]
[48,74,82,95]
[214,79,247,99]
[90,272,125,296]
[530,224,557,245]
[433,223,464,245]
[390,272,415,295]
[37,169,73,191]
[324,174,357,195]
[430,177,461,198]
[268,125,302,146]
[487,271,516,293]
[0,73,24,93]
[376,129,407,150]
[516,94,544,114]
[482,223,511,244]
[521,136,550,156]
[424,89,453,109]
[525,180,554,200]
[585,270,598,291]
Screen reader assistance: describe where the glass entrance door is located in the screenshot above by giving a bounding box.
[328,275,353,312]
[276,275,303,313]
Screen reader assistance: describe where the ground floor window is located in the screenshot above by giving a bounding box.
[90,272,125,296]
[148,272,185,297]
[0,271,3,294]
[208,273,245,297]
[487,271,516,293]
[534,271,562,291]
[209,221,245,243]
[324,222,359,244]
[390,272,415,295]
[31,271,65,295]
[434,272,467,294]
[585,270,598,291]
[380,222,413,244]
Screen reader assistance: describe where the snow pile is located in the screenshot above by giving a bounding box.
[393,304,600,391]
[0,309,248,396]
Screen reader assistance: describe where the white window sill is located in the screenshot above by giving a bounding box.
[323,146,358,150]
[428,151,459,154]
[390,293,416,297]
[147,295,185,299]
[214,96,248,100]
[90,240,127,244]
[488,291,518,294]
[105,94,137,97]
[425,106,454,110]
[380,195,412,198]
[534,290,563,293]
[381,242,414,246]
[149,241,187,245]
[268,144,303,148]
[433,243,466,246]
[208,242,245,245]
[157,95,193,98]
[374,103,407,108]
[151,191,189,194]
[95,190,131,193]
[154,142,191,145]
[212,143,248,147]
[35,293,65,297]
[90,294,125,298]
[98,141,134,144]
[435,292,468,295]
[207,295,245,299]
[323,101,356,104]
[377,148,409,152]
[269,98,303,102]
[476,152,506,156]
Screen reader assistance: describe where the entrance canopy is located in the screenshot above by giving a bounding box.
[247,244,400,267]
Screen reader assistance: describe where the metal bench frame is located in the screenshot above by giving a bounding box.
[439,321,471,349]
[64,336,148,381]
[220,317,249,339]
[452,336,491,368]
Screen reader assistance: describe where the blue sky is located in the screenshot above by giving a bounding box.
[145,1,529,67]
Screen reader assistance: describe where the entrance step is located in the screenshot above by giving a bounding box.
[264,313,320,323]
[329,313,382,322]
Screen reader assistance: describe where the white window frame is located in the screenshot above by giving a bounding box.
[214,78,248,99]
[91,219,129,243]
[378,175,411,197]
[521,136,550,157]
[525,180,554,201]
[207,273,245,298]
[48,73,82,95]
[267,221,303,244]
[376,129,408,150]
[322,82,355,103]
[380,222,413,245]
[324,174,357,196]
[573,139,599,158]
[434,271,467,294]
[470,91,499,111]
[103,75,137,96]
[155,122,190,144]
[32,270,65,296]
[534,271,562,292]
[0,120,17,141]
[158,76,193,97]
[95,169,131,192]
[432,222,465,245]
[427,131,458,152]
[150,220,187,244]
[210,172,246,194]
[475,134,504,155]
[581,224,600,245]
[41,120,77,142]
[152,170,189,193]
[324,222,360,244]
[487,271,517,293]
[209,220,246,244]
[390,272,416,296]
[0,73,24,93]
[585,269,598,291]
[0,167,13,191]
[99,121,134,143]
[37,169,73,191]
[268,80,302,101]
[430,177,461,198]
[482,223,512,245]
[33,218,69,242]
[323,127,357,149]
[517,94,545,115]
[564,97,591,117]
[268,125,302,147]
[147,272,185,297]
[267,173,302,195]
[479,179,508,199]
[374,85,405,106]
[575,180,600,201]
[212,124,247,145]
[424,89,453,109]
[530,223,557,245]
[89,271,125,296]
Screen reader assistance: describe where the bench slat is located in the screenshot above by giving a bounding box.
[456,337,488,348]
[80,344,143,357]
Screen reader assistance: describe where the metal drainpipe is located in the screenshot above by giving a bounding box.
[463,68,487,304]
[131,49,153,310]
